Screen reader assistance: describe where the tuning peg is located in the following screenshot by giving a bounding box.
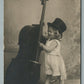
[40,0,48,1]
[40,0,48,5]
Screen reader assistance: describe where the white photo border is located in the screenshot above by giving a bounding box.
[0,0,4,84]
[81,0,84,84]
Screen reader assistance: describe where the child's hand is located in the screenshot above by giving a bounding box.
[39,42,44,48]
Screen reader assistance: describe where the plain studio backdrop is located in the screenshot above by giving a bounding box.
[4,0,80,83]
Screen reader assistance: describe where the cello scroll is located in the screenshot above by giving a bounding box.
[40,0,48,5]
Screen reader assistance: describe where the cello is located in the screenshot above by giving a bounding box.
[5,0,48,84]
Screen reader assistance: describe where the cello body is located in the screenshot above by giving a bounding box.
[5,0,48,84]
[5,25,46,84]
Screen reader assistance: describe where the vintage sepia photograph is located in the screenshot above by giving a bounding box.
[4,0,80,84]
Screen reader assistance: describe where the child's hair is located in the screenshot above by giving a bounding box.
[47,18,67,38]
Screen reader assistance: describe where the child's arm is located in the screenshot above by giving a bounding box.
[42,22,48,39]
[39,41,57,52]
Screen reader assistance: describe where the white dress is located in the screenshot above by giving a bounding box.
[44,39,67,80]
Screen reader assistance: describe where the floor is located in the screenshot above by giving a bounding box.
[65,79,80,84]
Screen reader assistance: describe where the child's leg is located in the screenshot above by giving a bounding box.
[50,76,60,84]
[59,79,64,84]
[45,75,51,84]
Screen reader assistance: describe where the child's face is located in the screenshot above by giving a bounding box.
[48,26,60,39]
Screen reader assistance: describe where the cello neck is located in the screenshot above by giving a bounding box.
[39,0,47,41]
[36,0,48,62]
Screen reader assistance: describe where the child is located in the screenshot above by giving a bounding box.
[39,18,67,84]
